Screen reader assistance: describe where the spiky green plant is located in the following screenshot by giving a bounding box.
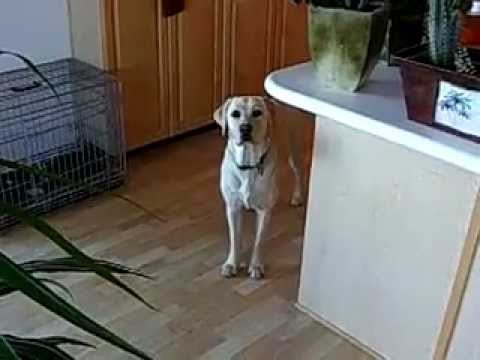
[428,0,459,68]
[0,51,155,359]
[428,0,473,68]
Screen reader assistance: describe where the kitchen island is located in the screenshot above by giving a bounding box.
[265,62,480,360]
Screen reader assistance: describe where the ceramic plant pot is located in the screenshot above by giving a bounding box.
[308,4,389,92]
[393,46,480,129]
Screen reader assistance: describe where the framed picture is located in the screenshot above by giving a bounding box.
[435,81,480,140]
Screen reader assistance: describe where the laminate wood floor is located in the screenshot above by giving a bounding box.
[0,130,374,360]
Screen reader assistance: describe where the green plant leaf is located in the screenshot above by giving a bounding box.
[2,334,94,360]
[3,338,74,360]
[0,252,152,360]
[0,335,19,360]
[0,200,156,311]
[0,257,151,298]
[0,277,72,299]
[35,278,74,301]
[0,277,72,301]
[22,336,94,348]
[0,282,15,297]
[0,50,59,99]
[21,257,152,279]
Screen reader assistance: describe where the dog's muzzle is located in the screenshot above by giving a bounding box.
[239,123,253,142]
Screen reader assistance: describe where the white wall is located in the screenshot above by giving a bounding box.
[68,0,105,68]
[0,0,72,72]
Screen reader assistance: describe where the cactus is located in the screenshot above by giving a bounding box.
[427,0,473,69]
[428,0,459,68]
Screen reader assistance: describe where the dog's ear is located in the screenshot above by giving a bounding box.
[263,96,277,117]
[214,98,233,137]
[262,96,277,133]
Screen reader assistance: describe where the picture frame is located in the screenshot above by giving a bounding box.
[434,80,480,142]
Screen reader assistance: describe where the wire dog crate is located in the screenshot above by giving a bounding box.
[0,58,126,230]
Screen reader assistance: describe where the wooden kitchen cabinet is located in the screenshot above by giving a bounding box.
[112,0,169,149]
[222,0,276,97]
[168,0,223,134]
[106,0,309,149]
[277,1,309,68]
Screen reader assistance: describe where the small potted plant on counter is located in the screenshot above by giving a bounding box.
[393,0,480,139]
[293,0,390,92]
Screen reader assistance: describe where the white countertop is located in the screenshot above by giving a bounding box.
[265,62,480,174]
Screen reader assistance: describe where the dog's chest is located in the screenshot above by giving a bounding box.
[221,143,278,210]
[222,161,277,210]
[238,172,268,209]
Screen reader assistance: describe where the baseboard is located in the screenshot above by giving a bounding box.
[295,303,386,360]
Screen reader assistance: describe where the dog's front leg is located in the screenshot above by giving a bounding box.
[249,209,272,280]
[221,204,243,278]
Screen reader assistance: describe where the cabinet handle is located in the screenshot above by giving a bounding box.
[161,0,185,17]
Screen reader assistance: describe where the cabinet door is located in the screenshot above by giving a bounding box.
[277,1,309,68]
[112,0,169,149]
[223,0,276,97]
[168,0,223,134]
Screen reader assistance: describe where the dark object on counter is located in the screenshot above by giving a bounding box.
[388,0,427,56]
[162,0,185,17]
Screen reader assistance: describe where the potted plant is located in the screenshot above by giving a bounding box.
[0,160,154,359]
[293,0,390,92]
[393,0,479,130]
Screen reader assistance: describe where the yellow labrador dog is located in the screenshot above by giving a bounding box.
[214,96,304,279]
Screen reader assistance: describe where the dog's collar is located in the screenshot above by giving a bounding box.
[229,146,271,176]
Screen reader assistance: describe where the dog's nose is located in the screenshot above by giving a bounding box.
[239,123,253,135]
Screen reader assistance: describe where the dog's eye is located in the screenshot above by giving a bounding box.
[252,110,263,118]
[231,110,241,118]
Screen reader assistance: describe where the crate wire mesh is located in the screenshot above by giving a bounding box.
[0,58,126,230]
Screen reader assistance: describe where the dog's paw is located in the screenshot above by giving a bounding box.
[221,263,238,278]
[248,264,265,280]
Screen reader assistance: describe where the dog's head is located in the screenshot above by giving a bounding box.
[214,96,274,145]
